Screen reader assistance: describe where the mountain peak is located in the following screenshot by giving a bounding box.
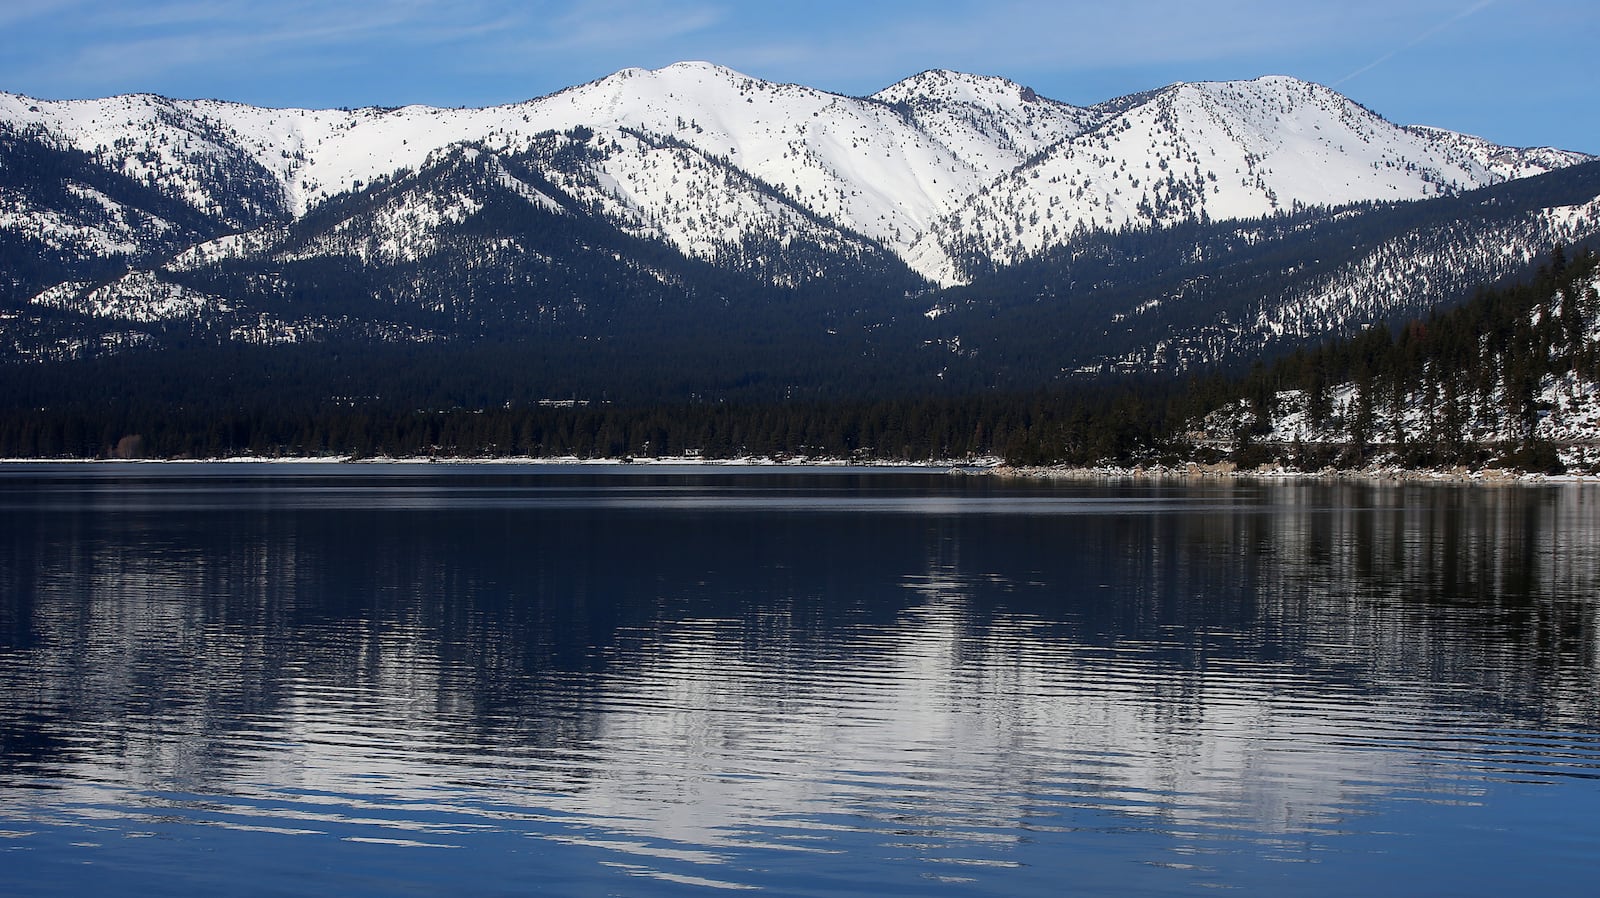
[873,69,1056,109]
[584,61,789,94]
[658,60,743,78]
[871,69,1097,196]
[1164,75,1369,111]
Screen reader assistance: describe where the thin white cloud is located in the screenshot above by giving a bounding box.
[0,0,85,28]
[541,0,725,51]
[8,0,728,96]
[749,3,1348,68]
[1333,0,1496,86]
[8,0,546,94]
[83,0,521,44]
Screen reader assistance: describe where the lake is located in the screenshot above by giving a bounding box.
[2,464,1598,896]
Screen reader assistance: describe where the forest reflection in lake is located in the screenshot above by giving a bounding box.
[2,465,1598,896]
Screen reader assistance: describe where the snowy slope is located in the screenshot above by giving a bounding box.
[527,62,997,261]
[31,125,915,329]
[0,93,287,225]
[152,129,896,285]
[1248,196,1600,340]
[0,180,167,259]
[1402,125,1591,181]
[0,120,248,306]
[872,70,1100,177]
[517,127,895,281]
[31,270,231,322]
[1090,189,1600,374]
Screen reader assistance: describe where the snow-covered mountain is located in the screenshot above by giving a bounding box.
[2,62,971,287]
[5,60,1600,391]
[908,77,1591,283]
[3,63,1589,294]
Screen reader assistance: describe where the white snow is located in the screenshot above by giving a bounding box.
[31,270,228,321]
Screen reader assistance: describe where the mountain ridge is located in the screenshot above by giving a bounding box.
[4,63,1588,289]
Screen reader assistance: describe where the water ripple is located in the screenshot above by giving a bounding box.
[3,472,1600,895]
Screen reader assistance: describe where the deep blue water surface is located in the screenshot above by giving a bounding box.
[2,464,1598,896]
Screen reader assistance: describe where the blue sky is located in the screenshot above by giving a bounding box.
[1,0,1594,152]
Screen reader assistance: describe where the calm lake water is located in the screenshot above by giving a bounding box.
[2,464,1598,896]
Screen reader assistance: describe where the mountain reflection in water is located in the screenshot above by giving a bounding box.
[1,466,1597,896]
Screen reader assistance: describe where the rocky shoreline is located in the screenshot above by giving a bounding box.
[982,461,1598,484]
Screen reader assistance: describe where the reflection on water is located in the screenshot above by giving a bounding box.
[2,465,1599,896]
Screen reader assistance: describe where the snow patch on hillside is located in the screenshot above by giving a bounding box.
[32,270,230,321]
[167,227,289,270]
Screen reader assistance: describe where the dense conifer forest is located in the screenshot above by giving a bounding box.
[2,245,1594,470]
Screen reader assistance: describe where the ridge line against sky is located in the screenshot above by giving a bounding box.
[0,0,1594,153]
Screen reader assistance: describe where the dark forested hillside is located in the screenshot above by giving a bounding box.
[4,246,1598,470]
[927,160,1600,377]
[1129,247,1600,474]
[0,345,1134,461]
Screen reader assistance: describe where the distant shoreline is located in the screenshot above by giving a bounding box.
[0,455,983,470]
[0,455,1595,483]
